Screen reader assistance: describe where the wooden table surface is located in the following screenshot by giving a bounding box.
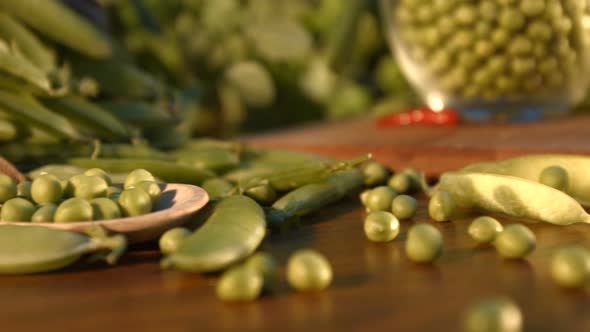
[3,117,590,332]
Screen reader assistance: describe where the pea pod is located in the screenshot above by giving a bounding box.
[0,0,111,58]
[0,225,126,274]
[0,41,52,93]
[461,154,590,206]
[68,158,215,185]
[267,168,364,225]
[161,195,266,272]
[0,91,83,140]
[99,100,178,128]
[172,147,240,172]
[437,172,590,225]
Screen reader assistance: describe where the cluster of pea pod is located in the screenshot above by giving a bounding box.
[0,0,202,154]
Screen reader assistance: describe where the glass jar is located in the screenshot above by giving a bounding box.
[379,0,590,122]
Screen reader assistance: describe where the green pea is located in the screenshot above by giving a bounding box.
[244,183,277,205]
[527,21,553,41]
[523,75,543,92]
[244,252,280,291]
[118,187,152,217]
[499,8,525,31]
[83,168,112,186]
[532,42,549,59]
[494,224,536,259]
[508,36,533,56]
[554,17,573,35]
[31,203,57,223]
[365,186,397,212]
[474,68,494,87]
[479,0,498,21]
[458,51,480,70]
[550,246,590,288]
[67,174,108,200]
[429,189,456,222]
[421,27,440,49]
[159,227,191,255]
[201,178,235,199]
[491,29,510,47]
[0,197,35,221]
[387,173,412,194]
[416,5,435,24]
[360,189,371,206]
[396,7,413,25]
[538,165,569,191]
[437,17,456,38]
[433,0,457,14]
[31,174,63,204]
[405,224,443,263]
[486,55,508,73]
[475,21,492,38]
[468,216,503,244]
[54,198,93,223]
[0,173,16,203]
[520,0,546,17]
[216,265,263,302]
[391,195,418,220]
[545,0,564,20]
[538,57,559,75]
[454,4,477,26]
[364,211,400,242]
[475,40,495,58]
[286,249,333,291]
[124,168,156,189]
[16,181,31,199]
[106,186,122,199]
[511,58,536,76]
[462,296,523,332]
[131,181,162,203]
[90,197,122,220]
[362,161,390,187]
[450,30,475,50]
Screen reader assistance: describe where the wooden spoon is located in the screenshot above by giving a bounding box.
[0,156,25,182]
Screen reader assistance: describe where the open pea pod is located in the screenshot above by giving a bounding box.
[438,172,590,226]
[0,225,126,274]
[460,155,590,206]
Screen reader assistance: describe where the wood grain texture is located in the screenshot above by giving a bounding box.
[244,115,590,176]
[0,196,588,332]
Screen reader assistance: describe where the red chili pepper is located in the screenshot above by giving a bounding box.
[376,107,460,127]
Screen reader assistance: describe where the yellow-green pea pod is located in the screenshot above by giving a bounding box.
[161,195,266,273]
[90,197,122,220]
[68,158,215,186]
[0,118,18,142]
[172,147,240,173]
[0,0,111,58]
[244,183,277,205]
[28,164,86,182]
[460,154,590,207]
[31,203,56,223]
[201,178,235,200]
[0,225,126,274]
[159,227,191,255]
[0,41,53,93]
[438,172,590,225]
[99,100,178,128]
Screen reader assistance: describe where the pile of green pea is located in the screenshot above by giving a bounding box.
[0,168,162,223]
[394,0,590,100]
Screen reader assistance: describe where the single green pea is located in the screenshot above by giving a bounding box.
[364,211,400,242]
[106,186,122,199]
[401,168,422,193]
[532,42,549,59]
[0,197,36,221]
[538,57,559,75]
[0,173,16,203]
[421,27,440,49]
[474,68,494,87]
[478,1,497,21]
[458,51,480,70]
[216,265,263,302]
[405,224,443,263]
[391,195,418,220]
[555,38,572,57]
[130,181,162,204]
[84,168,112,186]
[494,224,536,259]
[454,4,477,26]
[508,36,533,56]
[440,68,468,92]
[468,216,503,244]
[159,227,191,255]
[475,21,492,38]
[54,198,93,223]
[511,58,536,76]
[124,168,156,189]
[31,204,57,223]
[90,197,122,220]
[201,178,235,199]
[520,0,546,17]
[244,184,277,205]
[395,6,414,25]
[365,186,397,212]
[429,190,456,222]
[495,76,516,93]
[527,21,553,41]
[16,181,31,199]
[118,187,153,217]
[437,16,456,38]
[491,29,510,47]
[554,17,573,35]
[66,174,108,200]
[433,0,457,14]
[416,5,436,24]
[550,246,590,288]
[538,165,569,192]
[244,252,280,291]
[475,40,495,58]
[362,161,390,187]
[31,174,63,204]
[360,189,371,206]
[499,8,525,31]
[286,249,333,291]
[486,55,508,73]
[462,296,523,332]
[387,173,412,194]
[450,30,475,50]
[545,0,564,20]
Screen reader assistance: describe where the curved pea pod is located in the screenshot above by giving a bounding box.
[0,224,127,274]
[172,147,240,172]
[438,172,590,225]
[0,0,111,58]
[68,158,215,185]
[267,168,364,226]
[461,155,590,207]
[161,195,266,273]
[99,100,178,128]
[0,41,53,93]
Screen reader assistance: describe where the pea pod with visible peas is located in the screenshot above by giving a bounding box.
[0,225,126,274]
[437,172,590,225]
[161,195,266,273]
